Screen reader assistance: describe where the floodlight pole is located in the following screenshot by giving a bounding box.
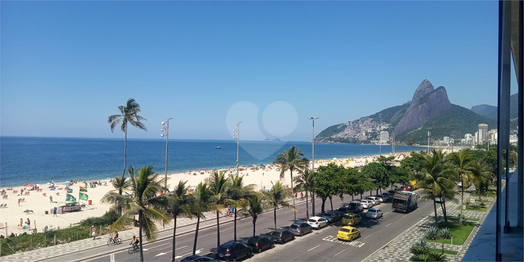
[309,117,319,216]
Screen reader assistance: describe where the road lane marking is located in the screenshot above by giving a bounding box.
[363,234,372,239]
[155,252,167,257]
[322,235,365,248]
[175,248,203,259]
[385,223,392,227]
[334,248,346,256]
[307,245,320,252]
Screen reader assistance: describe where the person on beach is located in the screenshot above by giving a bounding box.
[91,225,96,240]
[53,207,57,217]
[20,218,23,228]
[50,196,53,203]
[18,198,21,206]
[26,218,30,227]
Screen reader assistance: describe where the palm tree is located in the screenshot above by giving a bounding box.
[273,146,309,222]
[108,98,147,178]
[206,170,231,247]
[446,151,472,226]
[241,192,268,237]
[262,181,294,230]
[466,161,493,201]
[107,165,170,262]
[166,181,193,262]
[101,174,130,216]
[228,174,254,242]
[191,182,212,255]
[415,149,455,226]
[294,169,315,219]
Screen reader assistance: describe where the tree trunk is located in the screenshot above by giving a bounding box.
[442,202,448,224]
[305,191,309,219]
[460,178,464,227]
[123,127,127,178]
[321,198,326,213]
[290,169,296,222]
[171,215,177,262]
[433,200,438,227]
[234,207,237,242]
[273,208,277,230]
[216,209,220,247]
[329,196,333,211]
[252,217,257,237]
[193,217,200,255]
[139,212,144,262]
[311,191,316,216]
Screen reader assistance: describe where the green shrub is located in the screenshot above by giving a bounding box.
[439,227,452,239]
[425,226,439,240]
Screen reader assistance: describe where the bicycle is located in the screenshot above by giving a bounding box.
[107,237,121,246]
[128,243,140,254]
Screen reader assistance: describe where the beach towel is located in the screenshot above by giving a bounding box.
[79,186,87,192]
[50,187,56,191]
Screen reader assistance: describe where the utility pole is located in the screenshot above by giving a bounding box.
[233,122,242,176]
[309,117,319,216]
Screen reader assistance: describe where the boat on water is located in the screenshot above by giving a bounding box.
[216,146,222,149]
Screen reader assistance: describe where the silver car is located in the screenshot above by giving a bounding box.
[307,216,328,229]
[359,199,372,209]
[374,195,384,203]
[366,196,379,206]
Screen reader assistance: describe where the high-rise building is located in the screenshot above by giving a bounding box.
[478,123,488,143]
[379,131,389,143]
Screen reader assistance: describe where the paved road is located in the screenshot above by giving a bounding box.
[48,193,433,262]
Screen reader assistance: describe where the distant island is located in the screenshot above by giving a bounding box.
[264,138,281,142]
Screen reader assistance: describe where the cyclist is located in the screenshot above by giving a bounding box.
[113,231,119,243]
[131,235,139,250]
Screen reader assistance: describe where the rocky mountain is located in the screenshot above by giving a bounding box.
[471,93,519,123]
[316,79,497,144]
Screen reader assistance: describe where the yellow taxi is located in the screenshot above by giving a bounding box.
[341,213,362,226]
[337,226,361,241]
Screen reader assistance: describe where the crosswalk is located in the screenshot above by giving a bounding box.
[322,235,365,248]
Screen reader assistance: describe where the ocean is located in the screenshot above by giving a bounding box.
[0,137,423,187]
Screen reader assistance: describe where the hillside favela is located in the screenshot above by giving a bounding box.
[1,1,522,262]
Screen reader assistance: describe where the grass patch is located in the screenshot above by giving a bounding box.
[428,221,475,245]
[456,205,486,212]
[429,248,459,255]
[448,216,480,222]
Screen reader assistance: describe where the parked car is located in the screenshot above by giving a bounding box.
[320,210,342,223]
[341,213,362,226]
[359,199,372,209]
[349,201,363,213]
[289,221,313,236]
[337,226,361,241]
[401,185,414,191]
[366,208,383,219]
[374,195,384,203]
[366,196,379,206]
[307,216,329,229]
[268,229,295,244]
[381,192,391,202]
[337,206,352,217]
[181,255,217,262]
[214,241,252,262]
[246,235,274,253]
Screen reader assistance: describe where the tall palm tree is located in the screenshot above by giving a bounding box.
[262,181,294,230]
[166,181,193,262]
[273,146,309,222]
[206,170,231,247]
[241,192,268,237]
[191,182,212,255]
[415,149,455,226]
[228,174,254,242]
[107,165,170,262]
[101,175,130,216]
[466,161,493,201]
[108,98,148,178]
[294,169,315,219]
[446,151,472,226]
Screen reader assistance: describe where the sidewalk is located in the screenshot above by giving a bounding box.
[363,187,497,262]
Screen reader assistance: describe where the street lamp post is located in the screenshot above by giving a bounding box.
[309,117,319,216]
[233,122,242,176]
[161,118,173,190]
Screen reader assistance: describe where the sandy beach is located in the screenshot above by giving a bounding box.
[0,150,445,237]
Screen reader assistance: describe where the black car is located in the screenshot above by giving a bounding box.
[321,210,342,223]
[214,241,252,261]
[181,255,216,262]
[246,235,274,253]
[289,221,313,236]
[268,229,295,244]
[336,206,352,217]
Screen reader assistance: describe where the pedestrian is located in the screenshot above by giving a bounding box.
[18,198,21,206]
[226,206,231,217]
[230,206,234,217]
[20,218,23,228]
[26,218,30,227]
[50,196,53,203]
[301,192,304,199]
[91,225,96,240]
[53,207,57,217]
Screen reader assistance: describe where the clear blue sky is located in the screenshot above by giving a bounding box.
[1,1,502,141]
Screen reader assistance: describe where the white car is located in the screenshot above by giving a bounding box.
[374,195,384,203]
[366,208,383,219]
[359,199,372,209]
[307,216,328,229]
[366,196,379,206]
